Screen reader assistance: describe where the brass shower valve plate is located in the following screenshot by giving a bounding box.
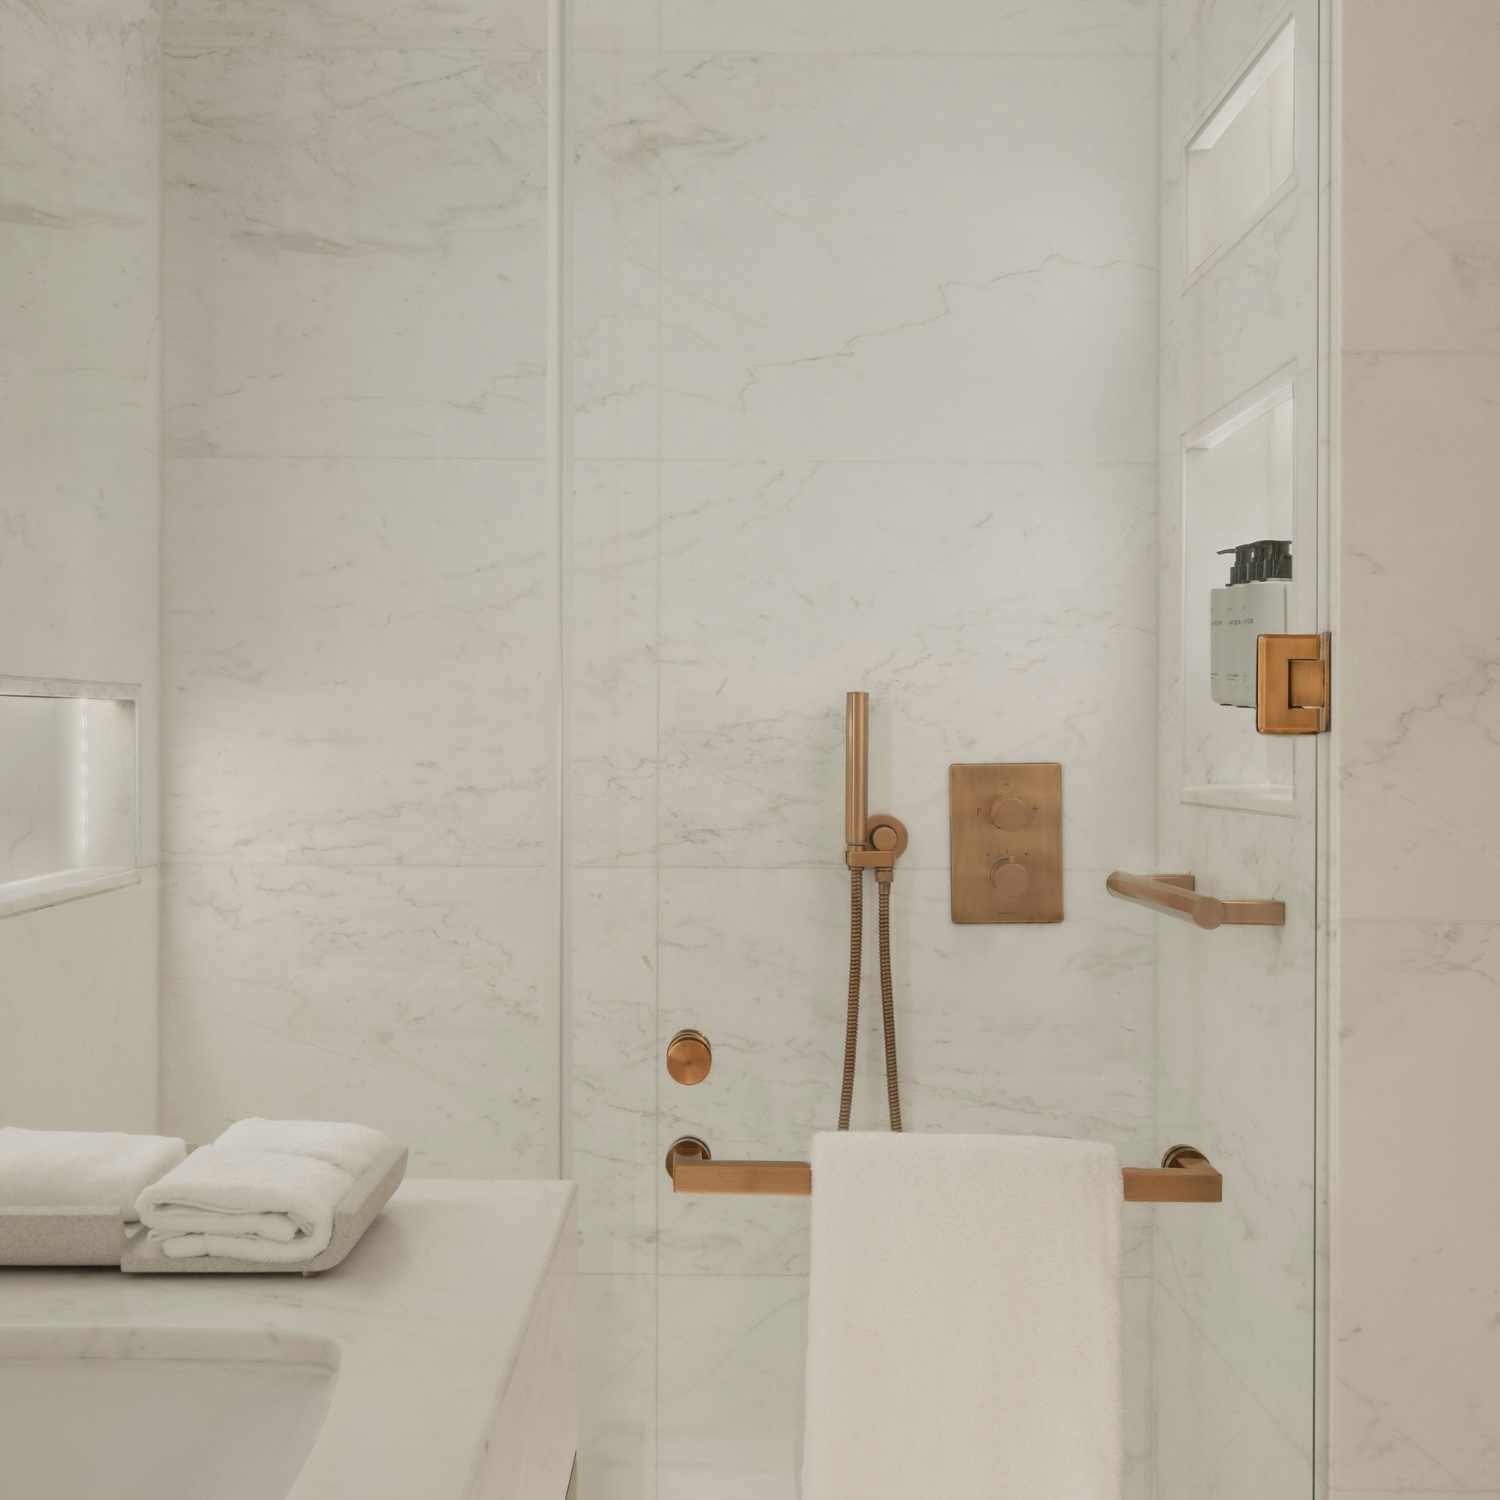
[949,763,1063,924]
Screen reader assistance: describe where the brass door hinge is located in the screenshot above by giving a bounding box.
[1257,632,1330,734]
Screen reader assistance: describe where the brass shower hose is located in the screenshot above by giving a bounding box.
[836,867,903,1132]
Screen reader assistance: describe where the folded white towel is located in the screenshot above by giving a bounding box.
[0,1127,186,1217]
[801,1131,1123,1500]
[135,1148,354,1264]
[213,1117,391,1179]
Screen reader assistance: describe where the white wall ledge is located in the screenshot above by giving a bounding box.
[0,867,140,922]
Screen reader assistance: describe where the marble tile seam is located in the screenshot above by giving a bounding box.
[1340,350,1500,360]
[160,453,552,463]
[163,42,548,56]
[161,857,554,869]
[1331,1493,1500,1499]
[1336,917,1500,929]
[645,1266,1158,1279]
[570,457,1161,468]
[570,49,1159,59]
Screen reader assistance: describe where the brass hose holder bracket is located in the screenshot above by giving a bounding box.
[847,814,908,883]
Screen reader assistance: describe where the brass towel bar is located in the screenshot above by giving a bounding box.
[665,1139,1222,1204]
[1105,871,1284,929]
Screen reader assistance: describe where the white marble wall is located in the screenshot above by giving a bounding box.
[1333,4,1500,1494]
[0,0,162,1128]
[157,0,557,1176]
[571,3,1162,1494]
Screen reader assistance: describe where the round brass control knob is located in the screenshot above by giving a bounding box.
[990,796,1031,832]
[666,1029,713,1085]
[989,858,1030,898]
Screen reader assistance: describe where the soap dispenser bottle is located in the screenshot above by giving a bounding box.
[1210,540,1292,708]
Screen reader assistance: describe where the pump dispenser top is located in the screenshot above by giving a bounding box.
[1217,538,1292,586]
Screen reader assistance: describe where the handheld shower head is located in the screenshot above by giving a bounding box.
[845,691,868,850]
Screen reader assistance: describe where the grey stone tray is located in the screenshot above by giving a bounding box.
[0,1205,125,1267]
[0,1144,407,1274]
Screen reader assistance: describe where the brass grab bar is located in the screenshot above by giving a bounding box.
[665,1138,1222,1203]
[1105,871,1284,929]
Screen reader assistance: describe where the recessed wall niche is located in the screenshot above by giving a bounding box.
[1186,20,1294,274]
[0,680,139,918]
[1180,380,1297,812]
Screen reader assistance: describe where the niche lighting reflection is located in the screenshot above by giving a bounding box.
[1186,20,1295,274]
[0,685,138,916]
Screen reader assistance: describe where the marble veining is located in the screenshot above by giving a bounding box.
[163,38,547,458]
[1339,0,1500,356]
[161,862,552,1176]
[651,54,1157,465]
[1335,926,1500,1492]
[579,1274,658,1499]
[656,1276,807,1500]
[159,0,558,1178]
[1337,354,1500,923]
[163,457,552,866]
[573,869,659,1272]
[567,0,1164,1488]
[655,0,1157,56]
[1332,12,1500,1491]
[654,461,1157,870]
[570,10,1165,1495]
[166,0,545,49]
[0,0,162,1127]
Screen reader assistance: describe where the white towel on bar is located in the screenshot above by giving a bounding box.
[801,1131,1123,1500]
[214,1117,391,1179]
[135,1147,354,1263]
[0,1127,186,1217]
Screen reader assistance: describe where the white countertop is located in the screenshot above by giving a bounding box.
[0,1178,577,1500]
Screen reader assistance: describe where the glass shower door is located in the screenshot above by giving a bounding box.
[1154,3,1325,1495]
[570,6,1166,1497]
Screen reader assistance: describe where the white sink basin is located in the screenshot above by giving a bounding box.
[0,1325,338,1500]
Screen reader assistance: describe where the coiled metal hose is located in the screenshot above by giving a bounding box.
[877,880,902,1131]
[837,868,863,1131]
[836,867,902,1132]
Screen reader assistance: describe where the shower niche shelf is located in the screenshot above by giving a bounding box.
[0,677,139,919]
[1180,375,1305,816]
[1185,19,1295,277]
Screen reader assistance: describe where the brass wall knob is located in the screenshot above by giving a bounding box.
[989,858,1030,898]
[666,1029,713,1085]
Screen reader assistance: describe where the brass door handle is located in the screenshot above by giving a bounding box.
[1123,1146,1223,1203]
[1105,871,1284,929]
[664,1137,812,1195]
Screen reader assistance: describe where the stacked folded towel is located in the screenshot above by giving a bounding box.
[135,1118,392,1264]
[0,1127,186,1217]
[214,1117,390,1179]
